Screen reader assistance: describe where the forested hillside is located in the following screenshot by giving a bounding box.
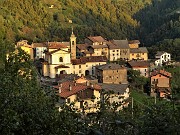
[134,0,180,60]
[0,0,151,43]
[0,0,179,59]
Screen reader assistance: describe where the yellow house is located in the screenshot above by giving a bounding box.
[129,47,148,60]
[128,40,148,60]
[16,40,34,59]
[54,76,101,113]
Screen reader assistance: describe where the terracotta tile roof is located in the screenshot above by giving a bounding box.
[32,43,47,48]
[107,41,119,49]
[96,63,125,70]
[151,70,172,78]
[76,44,89,50]
[128,60,150,68]
[130,47,148,53]
[71,56,107,65]
[48,42,67,49]
[128,40,140,44]
[87,36,106,43]
[54,81,101,98]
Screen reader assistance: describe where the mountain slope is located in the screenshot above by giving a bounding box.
[0,0,151,43]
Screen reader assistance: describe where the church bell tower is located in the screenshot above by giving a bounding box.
[70,27,76,60]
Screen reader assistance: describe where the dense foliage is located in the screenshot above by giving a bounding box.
[0,0,151,43]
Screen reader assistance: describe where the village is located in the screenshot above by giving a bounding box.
[16,30,175,114]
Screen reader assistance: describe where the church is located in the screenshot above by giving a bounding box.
[42,30,107,78]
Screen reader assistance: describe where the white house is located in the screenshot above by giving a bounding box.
[32,43,47,59]
[155,51,171,66]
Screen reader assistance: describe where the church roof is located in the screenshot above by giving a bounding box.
[71,56,107,65]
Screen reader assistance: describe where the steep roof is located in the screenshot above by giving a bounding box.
[112,40,130,49]
[96,63,125,70]
[151,70,172,78]
[87,36,106,43]
[128,60,150,68]
[107,41,119,49]
[98,83,129,94]
[71,56,107,65]
[130,47,148,53]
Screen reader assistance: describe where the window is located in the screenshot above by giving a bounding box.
[59,57,63,62]
[86,65,88,67]
[132,53,134,56]
[113,50,115,52]
[145,69,146,72]
[145,73,146,76]
[113,54,115,56]
[79,70,81,73]
[79,65,81,69]
[72,41,74,45]
[109,76,111,79]
[117,70,118,72]
[142,53,144,55]
[67,98,70,103]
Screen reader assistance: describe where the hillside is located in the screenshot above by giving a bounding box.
[0,0,151,43]
[134,0,180,60]
[0,0,179,60]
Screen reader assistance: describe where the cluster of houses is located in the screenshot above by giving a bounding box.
[16,31,172,113]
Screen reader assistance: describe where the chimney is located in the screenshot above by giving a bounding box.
[59,87,61,93]
[86,81,90,86]
[69,85,72,91]
[59,84,62,93]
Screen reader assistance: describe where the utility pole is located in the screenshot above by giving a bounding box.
[132,97,134,119]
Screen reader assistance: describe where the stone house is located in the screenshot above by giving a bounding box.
[95,63,128,84]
